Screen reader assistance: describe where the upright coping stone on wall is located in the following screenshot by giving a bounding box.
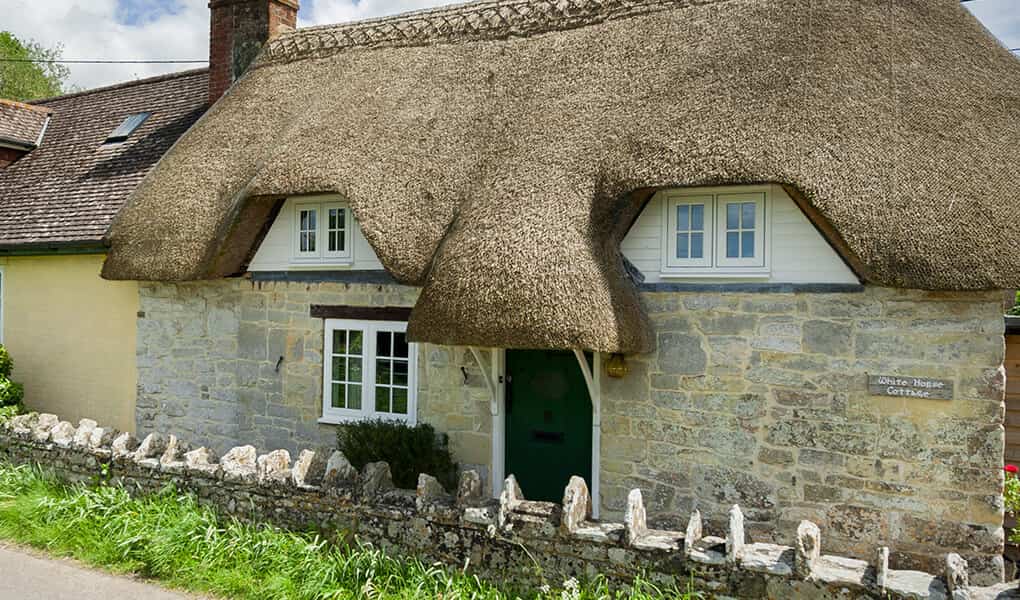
[184,447,220,476]
[456,470,483,507]
[362,461,395,497]
[416,473,451,511]
[684,509,702,556]
[795,520,821,580]
[323,451,358,487]
[31,413,59,442]
[49,421,76,447]
[498,475,524,529]
[257,449,292,485]
[72,419,98,448]
[727,504,745,562]
[877,547,890,593]
[624,488,647,546]
[945,554,970,599]
[111,432,139,459]
[561,476,591,535]
[220,445,258,483]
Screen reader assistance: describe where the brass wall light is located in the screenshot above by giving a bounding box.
[605,353,628,378]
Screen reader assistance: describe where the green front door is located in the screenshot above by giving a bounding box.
[505,349,592,503]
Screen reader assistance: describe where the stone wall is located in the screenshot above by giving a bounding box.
[5,412,1013,600]
[136,279,491,479]
[136,280,1007,583]
[601,287,1007,583]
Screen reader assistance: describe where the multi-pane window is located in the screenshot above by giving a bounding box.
[662,190,767,273]
[298,208,317,254]
[322,320,417,424]
[293,201,352,262]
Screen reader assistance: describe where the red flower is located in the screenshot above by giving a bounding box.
[1005,465,1018,474]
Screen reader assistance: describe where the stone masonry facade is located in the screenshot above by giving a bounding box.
[136,280,1006,584]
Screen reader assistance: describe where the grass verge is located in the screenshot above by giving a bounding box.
[0,462,698,600]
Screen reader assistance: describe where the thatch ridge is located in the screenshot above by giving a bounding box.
[103,0,1020,353]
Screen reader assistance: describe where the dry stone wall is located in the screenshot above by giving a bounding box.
[4,412,1017,600]
[136,280,1008,584]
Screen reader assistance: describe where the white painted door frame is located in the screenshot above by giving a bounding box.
[484,348,601,518]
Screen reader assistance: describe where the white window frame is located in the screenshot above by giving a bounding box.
[319,319,418,425]
[716,192,766,269]
[662,193,713,269]
[659,186,770,277]
[292,201,353,264]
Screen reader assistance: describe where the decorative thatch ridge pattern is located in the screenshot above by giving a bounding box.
[4,411,1014,599]
[102,0,1020,353]
[262,0,724,63]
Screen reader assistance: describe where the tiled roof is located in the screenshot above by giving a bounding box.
[0,100,50,149]
[0,69,208,248]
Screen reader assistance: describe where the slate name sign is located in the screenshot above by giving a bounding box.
[867,375,953,400]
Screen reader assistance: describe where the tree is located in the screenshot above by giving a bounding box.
[0,32,70,101]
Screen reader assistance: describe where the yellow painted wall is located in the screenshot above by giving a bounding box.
[0,254,137,432]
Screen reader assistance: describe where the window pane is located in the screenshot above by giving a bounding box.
[393,360,408,386]
[308,210,316,229]
[329,231,338,252]
[691,204,704,231]
[347,384,361,409]
[377,331,392,357]
[331,383,344,408]
[376,360,392,385]
[741,203,755,229]
[300,210,309,230]
[338,231,345,252]
[394,332,408,358]
[677,205,689,232]
[332,357,347,382]
[329,210,337,230]
[375,387,390,413]
[392,388,408,415]
[333,330,347,354]
[307,232,315,252]
[349,331,363,354]
[676,233,689,259]
[726,204,739,230]
[349,358,363,383]
[338,209,345,229]
[299,232,309,252]
[691,232,704,259]
[726,231,739,258]
[741,231,755,258]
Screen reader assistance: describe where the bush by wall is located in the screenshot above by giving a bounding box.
[336,420,458,490]
[0,345,23,410]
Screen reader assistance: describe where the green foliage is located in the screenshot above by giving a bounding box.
[1009,291,1020,316]
[0,404,20,423]
[0,32,70,101]
[0,345,22,409]
[1006,470,1020,520]
[0,462,695,600]
[336,419,458,490]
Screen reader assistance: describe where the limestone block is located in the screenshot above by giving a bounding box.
[134,433,170,461]
[292,449,327,487]
[561,476,591,535]
[221,445,258,482]
[160,435,189,466]
[49,422,76,447]
[9,412,38,435]
[89,427,116,450]
[624,488,648,546]
[685,509,703,556]
[456,470,483,507]
[31,413,59,442]
[945,553,969,595]
[323,451,358,486]
[416,473,449,511]
[72,419,98,447]
[111,432,138,459]
[361,461,394,497]
[727,505,745,562]
[876,547,889,593]
[257,450,292,485]
[184,447,220,475]
[795,520,821,580]
[498,475,524,529]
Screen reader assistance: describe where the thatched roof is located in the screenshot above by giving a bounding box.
[103,0,1020,353]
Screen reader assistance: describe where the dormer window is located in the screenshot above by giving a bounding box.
[292,200,352,263]
[104,112,150,144]
[659,187,769,277]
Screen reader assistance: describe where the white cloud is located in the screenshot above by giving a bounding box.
[4,0,208,91]
[4,0,1017,93]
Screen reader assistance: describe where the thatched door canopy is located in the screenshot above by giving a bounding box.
[103,0,1020,353]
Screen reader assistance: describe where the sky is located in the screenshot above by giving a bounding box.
[3,0,1019,92]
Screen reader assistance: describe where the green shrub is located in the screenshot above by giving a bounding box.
[0,345,12,378]
[0,379,23,408]
[336,420,458,490]
[0,404,19,423]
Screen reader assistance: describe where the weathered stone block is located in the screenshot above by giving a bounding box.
[794,521,821,579]
[657,332,706,375]
[802,320,852,356]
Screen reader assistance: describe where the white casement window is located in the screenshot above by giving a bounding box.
[321,319,417,424]
[661,188,768,275]
[293,201,352,263]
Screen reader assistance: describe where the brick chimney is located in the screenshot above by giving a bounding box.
[208,0,299,105]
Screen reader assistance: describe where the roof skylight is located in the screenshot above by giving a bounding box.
[104,112,151,144]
